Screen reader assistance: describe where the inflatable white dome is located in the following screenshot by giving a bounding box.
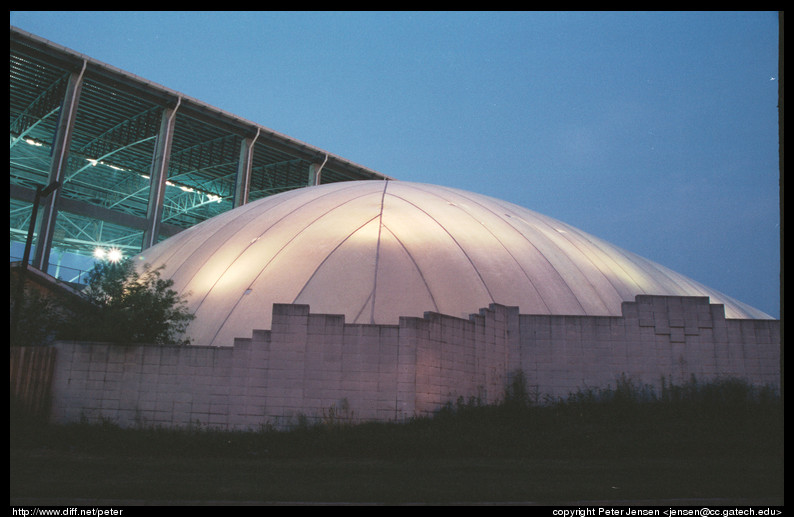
[135,180,772,346]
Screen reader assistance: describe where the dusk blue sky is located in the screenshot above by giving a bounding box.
[10,11,781,318]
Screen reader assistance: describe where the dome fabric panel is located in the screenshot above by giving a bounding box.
[134,180,773,347]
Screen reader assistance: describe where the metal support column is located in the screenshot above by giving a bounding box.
[308,154,329,186]
[142,97,181,250]
[234,128,260,208]
[32,61,86,271]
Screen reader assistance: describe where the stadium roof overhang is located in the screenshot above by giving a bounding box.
[10,26,392,275]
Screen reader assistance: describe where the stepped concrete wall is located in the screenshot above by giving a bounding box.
[49,295,780,430]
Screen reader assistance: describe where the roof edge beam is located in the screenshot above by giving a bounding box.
[11,183,184,240]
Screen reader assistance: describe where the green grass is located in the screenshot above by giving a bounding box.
[10,376,784,504]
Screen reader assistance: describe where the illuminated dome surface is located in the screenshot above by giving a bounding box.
[136,180,772,346]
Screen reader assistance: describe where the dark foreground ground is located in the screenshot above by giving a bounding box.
[9,450,783,506]
[10,382,784,506]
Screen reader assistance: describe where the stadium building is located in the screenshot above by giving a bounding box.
[11,26,390,280]
[10,27,780,429]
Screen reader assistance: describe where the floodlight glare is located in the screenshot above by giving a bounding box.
[107,248,123,263]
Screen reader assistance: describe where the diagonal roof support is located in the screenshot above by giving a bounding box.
[142,97,181,250]
[33,60,86,271]
[234,128,260,208]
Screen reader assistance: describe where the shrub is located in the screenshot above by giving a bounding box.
[60,259,194,345]
[10,273,61,347]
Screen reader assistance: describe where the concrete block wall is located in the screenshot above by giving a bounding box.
[51,342,237,428]
[517,295,781,400]
[50,304,510,429]
[405,305,511,415]
[49,296,780,430]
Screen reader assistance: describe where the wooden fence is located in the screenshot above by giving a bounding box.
[10,346,56,420]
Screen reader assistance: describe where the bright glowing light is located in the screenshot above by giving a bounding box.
[87,158,98,166]
[94,246,123,262]
[25,137,43,147]
[107,248,123,263]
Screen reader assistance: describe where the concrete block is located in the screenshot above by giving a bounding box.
[670,327,685,343]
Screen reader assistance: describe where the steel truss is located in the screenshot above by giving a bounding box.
[10,26,391,281]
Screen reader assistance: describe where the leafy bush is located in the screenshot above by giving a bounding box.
[60,259,194,345]
[10,272,62,347]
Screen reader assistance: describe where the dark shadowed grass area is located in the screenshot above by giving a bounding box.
[10,376,783,505]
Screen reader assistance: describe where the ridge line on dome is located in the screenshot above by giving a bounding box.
[499,194,769,319]
[368,181,389,324]
[628,252,764,319]
[485,196,612,315]
[557,221,681,301]
[201,183,383,345]
[531,215,633,308]
[352,290,374,323]
[140,190,270,271]
[188,185,356,321]
[291,213,382,307]
[556,222,653,298]
[558,215,752,317]
[404,183,586,313]
[164,192,296,288]
[528,210,761,319]
[378,223,440,314]
[412,184,555,314]
[386,188,497,306]
[520,205,662,309]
